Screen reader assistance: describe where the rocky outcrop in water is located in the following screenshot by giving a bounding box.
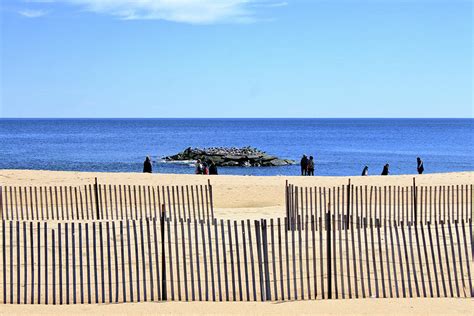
[164,147,294,167]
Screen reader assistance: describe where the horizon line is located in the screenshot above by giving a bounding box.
[1,117,473,120]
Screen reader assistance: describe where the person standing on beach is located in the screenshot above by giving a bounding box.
[417,157,424,174]
[143,156,152,173]
[381,163,389,175]
[307,156,315,176]
[195,159,203,174]
[203,161,209,175]
[300,155,308,176]
[209,162,218,175]
[361,166,369,176]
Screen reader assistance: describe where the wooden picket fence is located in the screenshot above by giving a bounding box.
[286,181,473,229]
[0,213,471,304]
[0,180,472,305]
[0,181,214,222]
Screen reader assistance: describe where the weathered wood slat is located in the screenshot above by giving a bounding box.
[304,215,311,300]
[126,221,134,302]
[167,218,174,300]
[23,222,27,304]
[72,223,79,303]
[174,219,181,301]
[228,220,236,301]
[362,186,370,297]
[345,187,352,298]
[235,221,243,301]
[262,219,271,301]
[140,220,147,301]
[119,221,126,302]
[249,219,257,301]
[214,219,221,301]
[194,219,202,301]
[188,219,195,301]
[201,220,209,301]
[180,219,188,301]
[208,220,215,301]
[222,219,229,301]
[311,213,317,299]
[356,187,366,298]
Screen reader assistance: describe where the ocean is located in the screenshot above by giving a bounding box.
[0,119,472,176]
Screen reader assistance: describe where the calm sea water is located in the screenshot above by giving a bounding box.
[0,119,472,176]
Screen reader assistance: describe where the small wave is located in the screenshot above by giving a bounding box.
[158,159,196,166]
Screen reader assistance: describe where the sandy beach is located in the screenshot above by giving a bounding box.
[0,170,472,315]
[0,298,473,315]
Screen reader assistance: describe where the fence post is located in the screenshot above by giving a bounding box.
[94,178,101,219]
[208,179,215,220]
[346,179,351,229]
[0,186,3,220]
[326,203,332,299]
[285,180,289,223]
[413,178,417,226]
[161,203,167,301]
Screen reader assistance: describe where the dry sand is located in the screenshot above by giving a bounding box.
[0,298,472,315]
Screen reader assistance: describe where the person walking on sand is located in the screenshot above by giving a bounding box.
[381,163,389,175]
[417,157,424,174]
[300,155,308,176]
[143,156,152,173]
[361,166,369,176]
[307,156,315,176]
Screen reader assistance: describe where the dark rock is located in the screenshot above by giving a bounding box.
[224,155,246,161]
[268,159,288,166]
[164,147,294,167]
[261,155,277,161]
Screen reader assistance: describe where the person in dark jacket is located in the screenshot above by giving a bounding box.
[381,163,389,175]
[417,157,424,174]
[202,161,209,175]
[143,156,152,173]
[361,166,369,176]
[307,156,315,176]
[209,162,218,175]
[300,155,308,176]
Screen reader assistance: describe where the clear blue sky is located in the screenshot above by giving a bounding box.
[0,0,472,118]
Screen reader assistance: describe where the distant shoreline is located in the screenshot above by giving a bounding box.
[1,168,473,177]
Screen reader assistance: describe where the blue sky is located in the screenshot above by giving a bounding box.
[0,0,472,118]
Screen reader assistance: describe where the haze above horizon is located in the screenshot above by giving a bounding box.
[0,0,472,118]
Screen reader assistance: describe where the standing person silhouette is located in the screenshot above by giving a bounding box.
[381,163,389,175]
[143,156,152,173]
[361,166,369,176]
[195,159,203,174]
[417,157,424,174]
[307,156,315,176]
[300,155,308,176]
[209,161,218,175]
